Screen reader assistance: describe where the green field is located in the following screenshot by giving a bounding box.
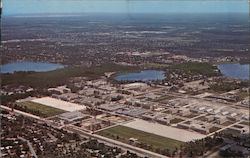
[16,101,66,117]
[97,125,183,154]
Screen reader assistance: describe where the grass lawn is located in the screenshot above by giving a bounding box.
[239,121,249,126]
[97,125,183,153]
[221,121,234,126]
[16,101,66,117]
[209,127,221,133]
[170,118,184,124]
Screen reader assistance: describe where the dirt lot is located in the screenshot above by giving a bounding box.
[123,119,206,142]
[31,97,86,112]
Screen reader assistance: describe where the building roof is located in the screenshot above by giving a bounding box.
[59,111,88,122]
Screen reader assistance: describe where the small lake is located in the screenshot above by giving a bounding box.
[1,61,64,73]
[115,70,165,81]
[217,63,249,80]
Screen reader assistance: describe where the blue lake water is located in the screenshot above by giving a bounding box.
[1,61,64,73]
[115,70,165,81]
[217,63,249,80]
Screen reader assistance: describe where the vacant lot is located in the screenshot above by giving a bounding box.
[97,125,183,154]
[16,101,66,118]
[31,97,86,112]
[123,119,206,142]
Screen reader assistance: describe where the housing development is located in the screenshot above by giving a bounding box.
[1,1,249,158]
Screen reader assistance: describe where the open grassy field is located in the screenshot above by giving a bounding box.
[16,101,66,117]
[97,125,183,153]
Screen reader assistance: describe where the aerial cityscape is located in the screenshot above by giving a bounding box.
[1,0,249,158]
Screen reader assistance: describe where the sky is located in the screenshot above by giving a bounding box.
[3,0,249,16]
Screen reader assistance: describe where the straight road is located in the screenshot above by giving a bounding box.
[0,105,41,119]
[18,136,38,158]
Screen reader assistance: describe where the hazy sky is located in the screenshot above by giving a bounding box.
[3,0,249,15]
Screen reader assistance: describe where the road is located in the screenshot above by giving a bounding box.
[0,105,41,119]
[18,136,38,158]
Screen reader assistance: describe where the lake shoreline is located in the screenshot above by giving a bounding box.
[217,63,249,80]
[1,61,65,74]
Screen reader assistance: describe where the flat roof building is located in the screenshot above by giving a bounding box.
[99,104,124,112]
[58,111,89,123]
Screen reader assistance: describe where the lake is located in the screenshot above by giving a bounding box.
[1,61,64,73]
[217,63,249,80]
[115,70,165,81]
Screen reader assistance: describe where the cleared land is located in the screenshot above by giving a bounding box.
[31,97,86,112]
[97,125,183,153]
[16,101,66,117]
[123,119,206,142]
